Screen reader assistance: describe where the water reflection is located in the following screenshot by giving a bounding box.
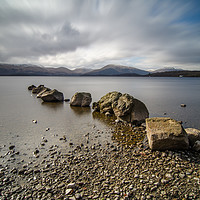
[92,111,116,126]
[70,106,91,116]
[41,102,64,110]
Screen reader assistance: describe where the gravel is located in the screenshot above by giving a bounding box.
[0,123,200,199]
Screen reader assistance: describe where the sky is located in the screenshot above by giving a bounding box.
[0,0,200,70]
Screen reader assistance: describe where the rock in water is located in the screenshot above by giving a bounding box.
[37,88,51,98]
[185,128,200,147]
[70,92,92,107]
[113,93,149,124]
[28,85,36,90]
[92,91,149,124]
[146,117,189,150]
[41,89,64,102]
[32,85,45,94]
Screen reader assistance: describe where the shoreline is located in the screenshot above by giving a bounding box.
[0,123,200,200]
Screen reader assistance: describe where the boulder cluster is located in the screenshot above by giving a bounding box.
[28,85,64,102]
[28,86,200,152]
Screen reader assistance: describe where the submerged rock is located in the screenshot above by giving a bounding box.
[41,89,64,102]
[92,91,149,124]
[146,117,189,150]
[70,92,92,107]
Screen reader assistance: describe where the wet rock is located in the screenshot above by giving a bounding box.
[92,91,149,124]
[193,141,200,152]
[185,128,200,147]
[28,85,36,90]
[33,149,39,154]
[41,89,64,102]
[181,104,186,107]
[32,85,45,94]
[146,117,189,150]
[37,87,51,98]
[9,145,15,150]
[70,92,92,107]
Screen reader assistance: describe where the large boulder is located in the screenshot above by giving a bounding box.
[41,89,64,102]
[146,117,189,150]
[92,91,149,124]
[185,128,200,147]
[32,85,45,94]
[70,92,92,107]
[93,91,121,113]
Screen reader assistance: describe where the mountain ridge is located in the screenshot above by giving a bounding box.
[0,63,199,77]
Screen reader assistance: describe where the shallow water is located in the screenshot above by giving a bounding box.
[0,76,200,165]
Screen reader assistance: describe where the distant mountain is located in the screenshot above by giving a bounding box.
[152,67,184,73]
[0,63,75,76]
[83,64,149,76]
[1,63,199,77]
[72,68,93,74]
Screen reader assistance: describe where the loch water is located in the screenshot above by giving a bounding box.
[0,76,200,165]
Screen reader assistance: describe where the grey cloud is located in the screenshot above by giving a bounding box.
[0,0,200,69]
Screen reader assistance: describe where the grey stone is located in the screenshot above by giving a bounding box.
[41,89,64,102]
[92,91,149,124]
[185,128,200,146]
[146,117,189,150]
[70,92,92,107]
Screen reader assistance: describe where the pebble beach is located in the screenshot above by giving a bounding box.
[0,122,200,200]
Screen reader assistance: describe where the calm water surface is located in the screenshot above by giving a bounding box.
[0,76,200,165]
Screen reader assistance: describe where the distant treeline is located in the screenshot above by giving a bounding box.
[147,71,200,77]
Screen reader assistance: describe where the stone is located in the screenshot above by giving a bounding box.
[32,85,45,94]
[65,188,72,195]
[9,145,15,150]
[185,128,200,147]
[41,89,64,102]
[64,98,70,102]
[193,140,200,152]
[92,91,149,124]
[146,117,189,150]
[28,85,36,90]
[37,88,51,98]
[67,182,76,189]
[70,92,92,107]
[181,104,186,107]
[113,93,149,124]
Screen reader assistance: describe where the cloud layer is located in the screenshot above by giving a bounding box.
[0,0,200,70]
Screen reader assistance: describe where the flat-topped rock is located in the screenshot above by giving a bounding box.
[41,89,64,102]
[146,117,189,150]
[70,92,92,107]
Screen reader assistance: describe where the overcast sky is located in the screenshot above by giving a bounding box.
[0,0,200,70]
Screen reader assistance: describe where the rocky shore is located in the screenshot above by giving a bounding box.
[0,122,200,200]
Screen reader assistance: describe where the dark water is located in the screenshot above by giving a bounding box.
[0,76,200,164]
